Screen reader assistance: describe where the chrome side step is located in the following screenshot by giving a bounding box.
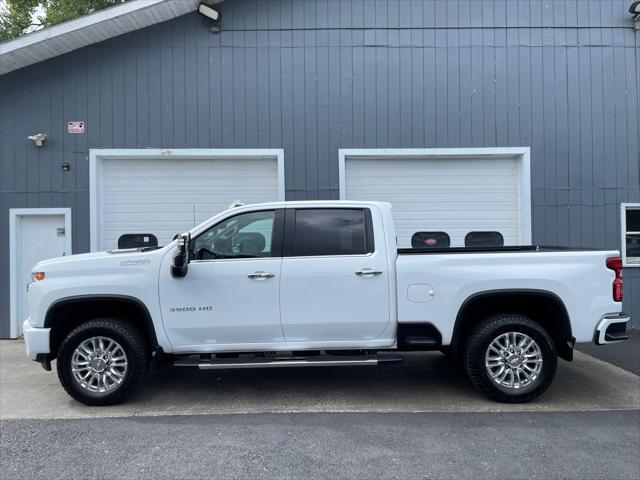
[174,354,403,370]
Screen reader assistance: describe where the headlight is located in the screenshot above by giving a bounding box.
[32,272,45,282]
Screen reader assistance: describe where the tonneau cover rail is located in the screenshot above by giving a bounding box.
[398,245,610,254]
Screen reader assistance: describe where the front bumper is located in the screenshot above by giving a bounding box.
[22,319,51,361]
[595,313,630,345]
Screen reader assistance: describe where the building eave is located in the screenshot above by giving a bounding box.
[0,0,200,75]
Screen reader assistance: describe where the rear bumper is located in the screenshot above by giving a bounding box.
[22,319,50,361]
[595,313,630,345]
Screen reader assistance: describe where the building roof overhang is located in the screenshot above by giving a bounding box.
[0,0,201,75]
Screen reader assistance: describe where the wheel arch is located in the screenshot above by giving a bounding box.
[451,289,574,361]
[45,294,159,358]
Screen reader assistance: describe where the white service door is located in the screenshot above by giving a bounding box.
[16,214,68,335]
[100,156,280,249]
[344,156,522,247]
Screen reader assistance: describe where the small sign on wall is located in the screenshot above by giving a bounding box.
[67,121,85,133]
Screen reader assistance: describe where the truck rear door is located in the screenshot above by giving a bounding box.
[279,207,391,343]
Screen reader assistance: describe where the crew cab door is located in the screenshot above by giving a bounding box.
[159,209,285,349]
[279,207,391,343]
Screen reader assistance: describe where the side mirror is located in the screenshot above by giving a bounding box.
[171,232,191,278]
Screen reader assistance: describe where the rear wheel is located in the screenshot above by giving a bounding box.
[57,318,149,406]
[464,314,557,403]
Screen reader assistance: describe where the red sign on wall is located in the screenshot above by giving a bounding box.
[67,121,85,133]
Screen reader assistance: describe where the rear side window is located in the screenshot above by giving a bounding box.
[290,209,374,257]
[465,231,504,247]
[411,231,450,249]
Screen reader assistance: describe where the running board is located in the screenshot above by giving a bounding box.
[173,354,403,370]
[401,337,440,347]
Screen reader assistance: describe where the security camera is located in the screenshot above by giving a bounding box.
[198,3,220,22]
[27,133,47,147]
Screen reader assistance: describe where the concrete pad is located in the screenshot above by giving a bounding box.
[1,339,638,420]
[578,329,640,376]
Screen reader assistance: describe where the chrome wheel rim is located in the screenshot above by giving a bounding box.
[485,332,543,389]
[71,336,128,394]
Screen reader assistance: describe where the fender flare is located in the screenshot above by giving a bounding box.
[44,294,159,349]
[450,288,574,359]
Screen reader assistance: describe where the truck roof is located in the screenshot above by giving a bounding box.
[226,200,393,210]
[186,200,393,237]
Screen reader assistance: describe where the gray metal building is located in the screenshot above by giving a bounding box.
[1,0,639,338]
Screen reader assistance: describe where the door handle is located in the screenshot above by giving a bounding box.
[355,268,383,277]
[247,271,275,280]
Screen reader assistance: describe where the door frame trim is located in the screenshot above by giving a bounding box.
[338,147,532,244]
[89,148,286,252]
[9,208,72,338]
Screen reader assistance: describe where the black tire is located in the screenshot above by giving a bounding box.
[56,318,149,406]
[463,314,557,403]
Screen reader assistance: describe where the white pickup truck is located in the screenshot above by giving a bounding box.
[23,201,630,405]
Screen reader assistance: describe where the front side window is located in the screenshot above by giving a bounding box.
[622,204,640,266]
[192,210,275,260]
[292,209,372,257]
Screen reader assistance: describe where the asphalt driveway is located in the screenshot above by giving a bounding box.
[2,410,639,480]
[1,338,639,479]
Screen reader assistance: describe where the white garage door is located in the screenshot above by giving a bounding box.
[344,155,524,248]
[99,155,280,249]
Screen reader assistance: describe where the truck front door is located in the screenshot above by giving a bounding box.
[159,209,285,350]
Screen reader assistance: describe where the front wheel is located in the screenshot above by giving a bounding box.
[56,318,149,406]
[464,314,557,403]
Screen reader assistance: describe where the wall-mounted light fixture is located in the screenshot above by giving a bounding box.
[198,2,222,32]
[198,3,220,21]
[27,133,47,147]
[631,1,640,30]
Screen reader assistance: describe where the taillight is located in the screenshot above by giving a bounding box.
[606,257,623,302]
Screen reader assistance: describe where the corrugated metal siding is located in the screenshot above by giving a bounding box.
[1,0,639,337]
